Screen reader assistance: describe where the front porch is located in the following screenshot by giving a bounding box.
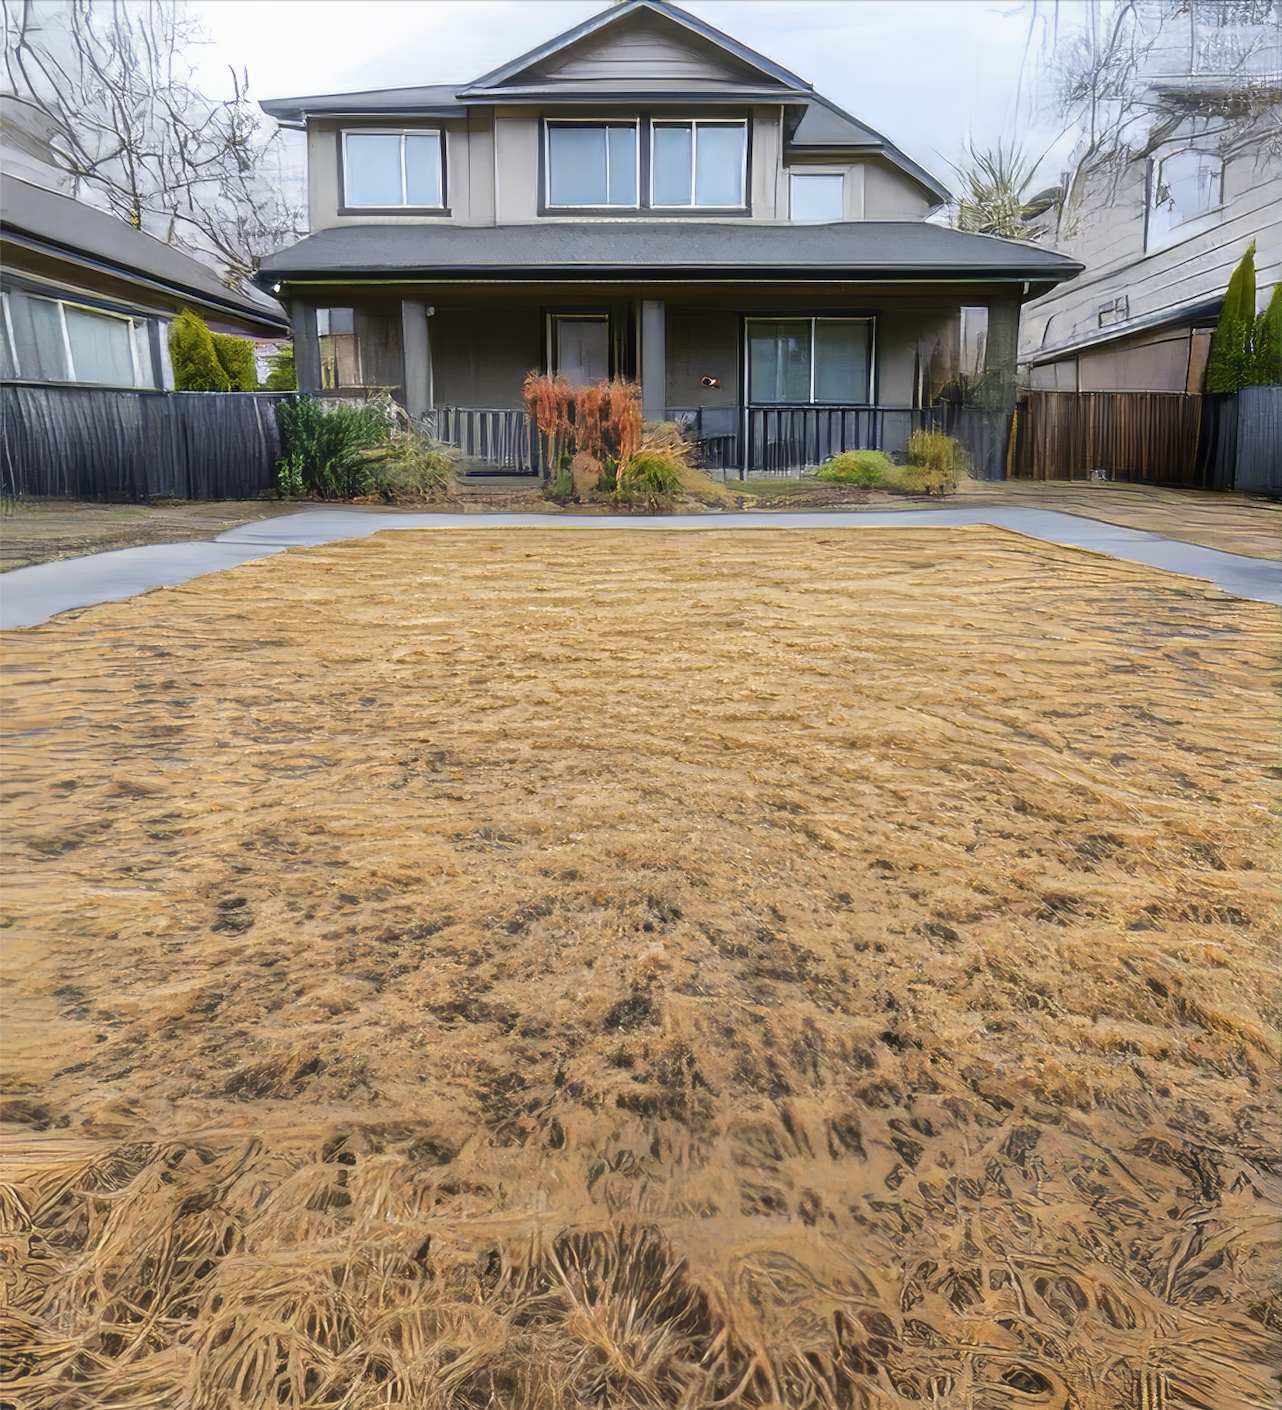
[286,279,1028,482]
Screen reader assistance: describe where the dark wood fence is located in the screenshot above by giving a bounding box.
[1009,391,1203,485]
[1,384,289,500]
[432,407,544,475]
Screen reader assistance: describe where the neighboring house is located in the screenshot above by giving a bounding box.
[1,95,288,389]
[257,0,1081,473]
[1020,2,1281,393]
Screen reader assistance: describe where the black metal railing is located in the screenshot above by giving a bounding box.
[432,407,543,475]
[673,404,1012,479]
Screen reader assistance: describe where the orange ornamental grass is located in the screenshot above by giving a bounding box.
[522,373,642,463]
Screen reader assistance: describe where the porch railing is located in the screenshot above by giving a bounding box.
[432,403,1013,481]
[431,407,544,476]
[671,405,1011,479]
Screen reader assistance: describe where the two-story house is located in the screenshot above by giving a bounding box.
[258,0,1081,475]
[1020,0,1280,394]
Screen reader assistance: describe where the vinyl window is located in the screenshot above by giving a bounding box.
[651,121,747,208]
[747,318,873,404]
[551,314,610,384]
[790,173,844,222]
[343,130,444,208]
[3,291,147,385]
[546,123,638,207]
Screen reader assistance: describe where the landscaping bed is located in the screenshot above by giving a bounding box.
[1,528,1278,1408]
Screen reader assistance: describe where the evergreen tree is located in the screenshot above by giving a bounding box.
[211,332,258,391]
[262,346,297,391]
[1248,283,1282,388]
[170,309,230,391]
[1206,243,1256,394]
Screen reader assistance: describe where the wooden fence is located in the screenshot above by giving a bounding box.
[1,384,289,500]
[1009,391,1203,485]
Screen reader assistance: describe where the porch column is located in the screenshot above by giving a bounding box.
[401,300,432,422]
[290,298,321,394]
[640,299,666,421]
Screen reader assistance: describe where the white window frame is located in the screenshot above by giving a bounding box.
[1,291,19,376]
[745,316,875,405]
[543,119,640,210]
[650,118,749,209]
[789,171,845,223]
[1146,146,1223,251]
[342,128,445,209]
[12,292,143,385]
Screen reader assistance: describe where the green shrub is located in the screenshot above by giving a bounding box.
[814,450,895,485]
[543,466,575,502]
[277,395,391,499]
[170,309,230,392]
[1207,242,1256,393]
[1249,282,1281,387]
[901,429,967,493]
[210,332,257,392]
[262,346,297,391]
[618,450,683,503]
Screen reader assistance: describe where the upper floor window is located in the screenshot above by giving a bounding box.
[652,121,747,207]
[791,173,844,222]
[547,122,638,207]
[1148,148,1222,248]
[343,130,443,209]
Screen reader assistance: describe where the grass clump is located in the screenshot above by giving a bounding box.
[618,450,684,505]
[363,433,457,502]
[277,395,391,499]
[901,429,968,493]
[814,449,896,486]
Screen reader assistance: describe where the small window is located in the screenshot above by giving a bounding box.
[317,307,358,388]
[547,123,637,207]
[747,318,872,404]
[1148,149,1221,248]
[652,121,747,208]
[344,131,443,208]
[552,315,610,385]
[791,173,844,222]
[317,307,401,390]
[959,306,989,378]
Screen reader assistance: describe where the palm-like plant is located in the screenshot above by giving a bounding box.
[951,142,1048,241]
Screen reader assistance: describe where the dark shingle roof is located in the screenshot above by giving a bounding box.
[2,177,287,329]
[260,84,465,128]
[259,220,1082,283]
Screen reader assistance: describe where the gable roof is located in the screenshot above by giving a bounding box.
[259,0,949,203]
[2,176,287,331]
[457,0,811,99]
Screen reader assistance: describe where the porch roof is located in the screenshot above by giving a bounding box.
[258,221,1083,287]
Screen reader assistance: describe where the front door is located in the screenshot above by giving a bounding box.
[552,314,610,385]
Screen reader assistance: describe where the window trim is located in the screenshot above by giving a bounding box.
[5,290,145,385]
[340,128,447,212]
[789,170,846,223]
[650,117,749,210]
[1145,146,1224,252]
[744,316,876,405]
[544,118,641,210]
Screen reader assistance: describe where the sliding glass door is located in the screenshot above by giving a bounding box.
[746,318,873,404]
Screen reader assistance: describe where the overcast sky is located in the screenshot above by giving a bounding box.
[187,0,1084,194]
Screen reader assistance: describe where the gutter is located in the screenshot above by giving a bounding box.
[1027,296,1223,364]
[2,228,289,333]
[262,269,1075,288]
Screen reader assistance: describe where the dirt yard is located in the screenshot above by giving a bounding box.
[0,498,300,572]
[1,528,1278,1409]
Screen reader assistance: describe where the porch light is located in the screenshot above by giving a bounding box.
[701,376,721,387]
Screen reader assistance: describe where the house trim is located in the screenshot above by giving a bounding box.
[1027,295,1223,365]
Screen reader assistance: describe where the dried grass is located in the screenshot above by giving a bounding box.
[2,528,1279,1409]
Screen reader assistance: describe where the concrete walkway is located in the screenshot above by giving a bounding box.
[2,505,1278,629]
